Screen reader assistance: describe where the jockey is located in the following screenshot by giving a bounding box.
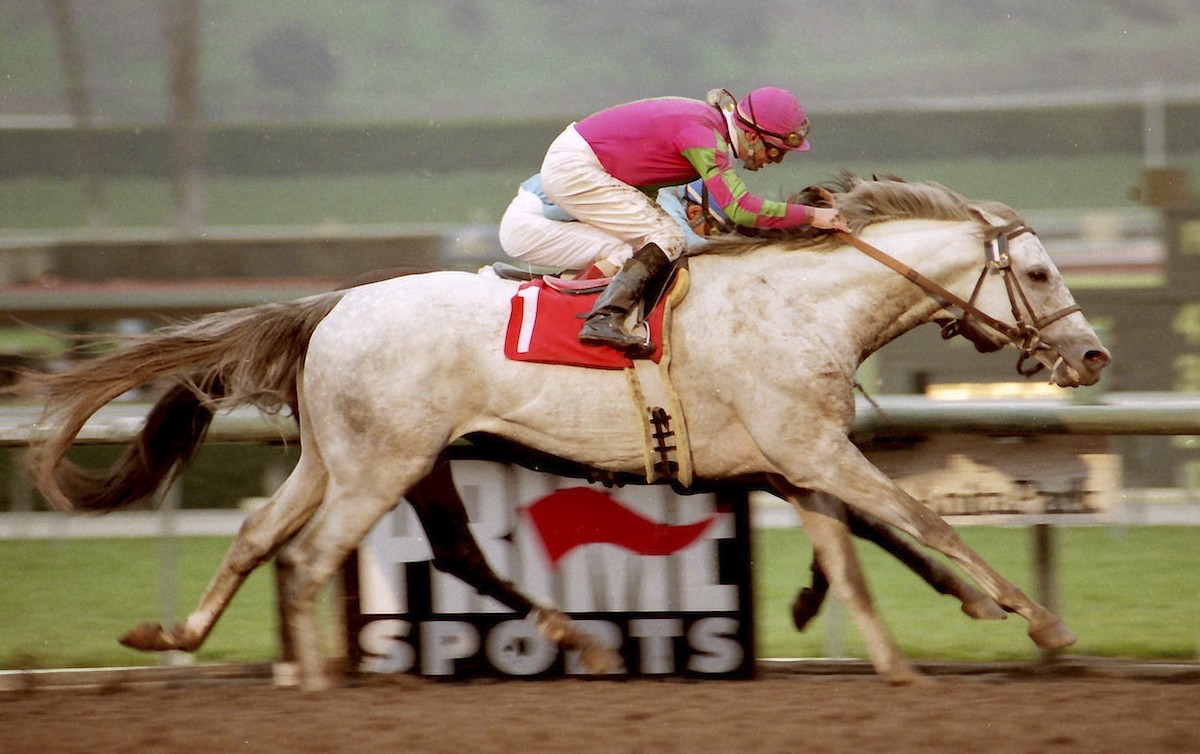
[498,175,732,276]
[536,86,850,357]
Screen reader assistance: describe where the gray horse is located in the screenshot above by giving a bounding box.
[17,176,1109,689]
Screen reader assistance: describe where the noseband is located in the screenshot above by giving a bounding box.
[834,223,1080,377]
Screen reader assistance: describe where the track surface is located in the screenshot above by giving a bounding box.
[4,667,1198,753]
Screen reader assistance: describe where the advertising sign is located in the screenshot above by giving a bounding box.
[345,459,754,679]
[863,434,1119,521]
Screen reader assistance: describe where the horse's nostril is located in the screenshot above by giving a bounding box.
[1084,349,1110,366]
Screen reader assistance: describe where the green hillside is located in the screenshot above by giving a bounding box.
[2,0,1199,122]
[4,1,1200,230]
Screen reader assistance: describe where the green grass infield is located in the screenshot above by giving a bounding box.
[1,525,1195,670]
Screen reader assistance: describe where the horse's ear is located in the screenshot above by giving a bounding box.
[968,206,1015,244]
[968,205,1001,228]
[970,200,1025,230]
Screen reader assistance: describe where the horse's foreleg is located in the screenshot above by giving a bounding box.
[844,509,1007,621]
[119,451,327,654]
[783,489,922,685]
[790,503,1004,632]
[807,443,1075,652]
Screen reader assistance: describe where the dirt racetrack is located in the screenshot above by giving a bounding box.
[3,666,1199,754]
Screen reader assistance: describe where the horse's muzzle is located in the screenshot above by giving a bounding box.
[1046,345,1111,387]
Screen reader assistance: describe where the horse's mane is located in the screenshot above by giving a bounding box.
[699,173,1025,256]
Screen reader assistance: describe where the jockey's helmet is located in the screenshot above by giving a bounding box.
[734,87,811,153]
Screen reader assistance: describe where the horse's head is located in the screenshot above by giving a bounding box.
[727,174,1112,388]
[940,206,1111,387]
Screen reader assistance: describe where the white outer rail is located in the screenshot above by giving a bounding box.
[4,392,1199,448]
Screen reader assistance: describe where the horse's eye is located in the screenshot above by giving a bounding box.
[1027,268,1049,283]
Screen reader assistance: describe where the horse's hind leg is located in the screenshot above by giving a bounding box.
[783,489,922,685]
[276,459,444,691]
[276,458,619,685]
[119,449,328,654]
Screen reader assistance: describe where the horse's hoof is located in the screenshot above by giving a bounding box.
[1029,619,1077,650]
[119,621,198,652]
[119,621,171,651]
[272,662,301,687]
[883,662,926,686]
[580,643,623,674]
[300,674,334,693]
[534,610,571,643]
[960,596,1007,621]
[790,588,824,631]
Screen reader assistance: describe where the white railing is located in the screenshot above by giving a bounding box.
[5,392,1199,448]
[4,392,1199,534]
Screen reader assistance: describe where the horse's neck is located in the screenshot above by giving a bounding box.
[848,222,982,353]
[694,221,979,366]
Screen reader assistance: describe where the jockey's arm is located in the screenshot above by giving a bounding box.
[680,144,844,232]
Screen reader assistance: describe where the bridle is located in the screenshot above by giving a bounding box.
[834,222,1081,377]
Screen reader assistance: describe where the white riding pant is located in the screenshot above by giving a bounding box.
[498,188,630,270]
[538,125,688,264]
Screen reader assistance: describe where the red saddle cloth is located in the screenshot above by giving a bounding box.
[504,279,666,369]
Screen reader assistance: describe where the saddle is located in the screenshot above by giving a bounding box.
[500,259,685,369]
[491,261,610,294]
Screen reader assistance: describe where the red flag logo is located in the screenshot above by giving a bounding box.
[523,488,720,568]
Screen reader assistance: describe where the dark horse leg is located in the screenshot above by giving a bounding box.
[404,458,535,614]
[401,457,620,671]
[792,502,1007,631]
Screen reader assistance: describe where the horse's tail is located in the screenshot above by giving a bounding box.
[15,292,344,511]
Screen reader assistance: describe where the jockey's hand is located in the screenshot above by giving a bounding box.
[809,206,851,233]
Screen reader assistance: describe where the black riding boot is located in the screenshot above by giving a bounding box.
[578,243,671,357]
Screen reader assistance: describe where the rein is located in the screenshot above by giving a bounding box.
[834,223,1080,377]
